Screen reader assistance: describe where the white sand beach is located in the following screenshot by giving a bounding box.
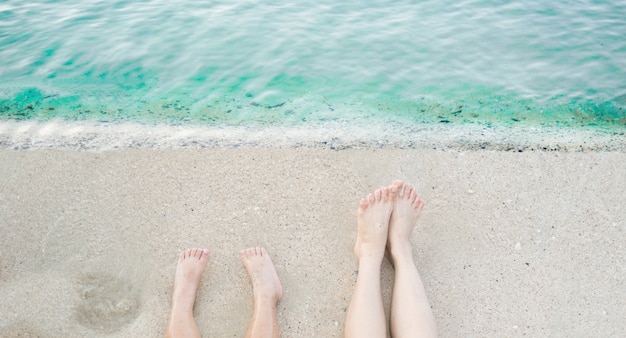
[0,123,625,337]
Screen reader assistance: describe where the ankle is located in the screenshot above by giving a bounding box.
[254,295,279,308]
[358,251,385,265]
[170,302,195,317]
[358,256,384,274]
[173,297,195,311]
[388,243,413,264]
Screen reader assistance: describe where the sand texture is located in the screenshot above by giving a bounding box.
[0,148,624,337]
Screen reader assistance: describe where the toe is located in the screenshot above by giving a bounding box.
[404,184,414,199]
[359,198,368,210]
[381,187,390,201]
[392,180,404,196]
[374,188,382,201]
[389,184,398,198]
[414,199,423,209]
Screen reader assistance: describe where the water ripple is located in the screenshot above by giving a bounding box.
[1,0,624,126]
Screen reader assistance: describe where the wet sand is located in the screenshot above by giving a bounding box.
[0,148,624,337]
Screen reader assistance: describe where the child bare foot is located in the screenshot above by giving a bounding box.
[240,247,283,303]
[354,186,397,262]
[387,180,424,263]
[171,248,210,313]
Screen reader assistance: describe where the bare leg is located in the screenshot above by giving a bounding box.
[388,181,438,338]
[345,186,397,338]
[241,247,283,338]
[167,248,210,338]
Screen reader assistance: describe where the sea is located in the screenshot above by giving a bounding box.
[0,0,625,150]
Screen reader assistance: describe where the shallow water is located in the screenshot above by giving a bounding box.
[1,0,625,129]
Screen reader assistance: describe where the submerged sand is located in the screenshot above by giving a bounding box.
[0,147,624,337]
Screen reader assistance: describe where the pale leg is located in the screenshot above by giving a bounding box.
[388,181,438,338]
[241,247,283,338]
[345,186,397,338]
[166,248,210,338]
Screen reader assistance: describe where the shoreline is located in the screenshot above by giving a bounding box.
[1,119,625,152]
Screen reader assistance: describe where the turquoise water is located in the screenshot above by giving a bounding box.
[1,0,625,129]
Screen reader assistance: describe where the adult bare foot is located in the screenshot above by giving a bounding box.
[167,248,209,338]
[171,248,210,312]
[345,186,397,338]
[241,247,283,338]
[387,181,438,338]
[354,186,397,262]
[387,180,424,263]
[240,247,283,303]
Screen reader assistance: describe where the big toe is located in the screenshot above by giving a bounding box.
[392,179,404,188]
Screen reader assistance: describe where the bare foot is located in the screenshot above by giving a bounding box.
[171,248,210,313]
[354,186,397,262]
[388,180,424,263]
[240,247,283,303]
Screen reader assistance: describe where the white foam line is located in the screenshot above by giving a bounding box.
[0,120,624,152]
